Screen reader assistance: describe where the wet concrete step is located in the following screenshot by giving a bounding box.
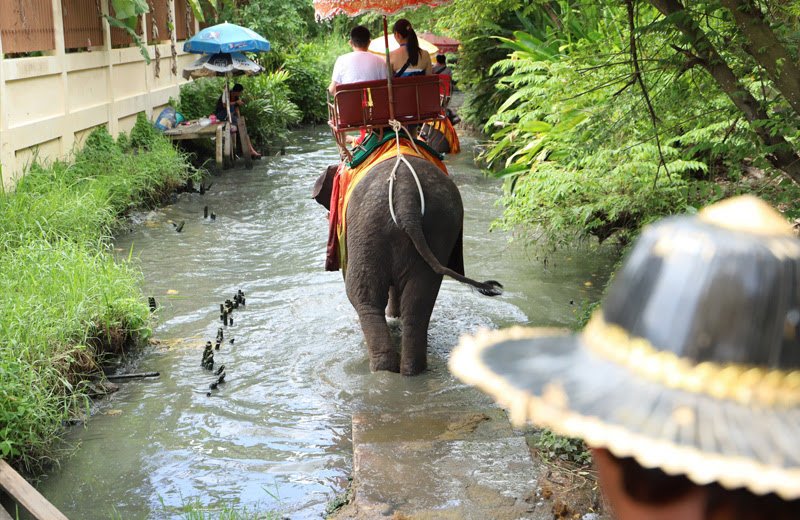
[339,408,556,520]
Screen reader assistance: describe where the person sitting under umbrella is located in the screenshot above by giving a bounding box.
[216,83,261,159]
[389,19,432,77]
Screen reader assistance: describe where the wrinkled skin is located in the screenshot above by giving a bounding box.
[315,155,500,375]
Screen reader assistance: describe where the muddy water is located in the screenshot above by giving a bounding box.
[37,127,617,519]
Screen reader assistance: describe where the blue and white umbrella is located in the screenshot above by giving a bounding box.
[183,22,270,54]
[182,23,270,160]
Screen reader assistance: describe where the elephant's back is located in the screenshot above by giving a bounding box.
[348,155,461,226]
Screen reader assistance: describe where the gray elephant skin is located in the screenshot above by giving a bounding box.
[314,155,501,376]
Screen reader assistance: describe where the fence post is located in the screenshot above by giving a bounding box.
[0,24,7,190]
[168,0,178,81]
[141,10,153,122]
[100,0,117,137]
[52,0,75,158]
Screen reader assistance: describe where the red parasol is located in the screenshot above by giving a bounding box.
[314,0,454,120]
[418,32,460,54]
[313,0,453,19]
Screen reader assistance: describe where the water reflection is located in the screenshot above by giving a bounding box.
[36,127,616,519]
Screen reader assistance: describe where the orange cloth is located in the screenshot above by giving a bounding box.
[424,118,460,154]
[325,137,448,275]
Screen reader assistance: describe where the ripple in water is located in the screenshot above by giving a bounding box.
[36,127,616,519]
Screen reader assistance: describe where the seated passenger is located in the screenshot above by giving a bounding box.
[432,54,451,76]
[328,25,388,95]
[390,19,432,77]
[215,83,260,159]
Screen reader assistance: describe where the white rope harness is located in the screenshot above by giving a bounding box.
[387,120,425,226]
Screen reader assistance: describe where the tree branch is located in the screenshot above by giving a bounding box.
[627,0,670,184]
[719,0,800,120]
[648,0,800,185]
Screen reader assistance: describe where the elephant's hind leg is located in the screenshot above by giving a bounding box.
[386,285,401,318]
[357,309,400,372]
[346,278,400,373]
[399,273,442,376]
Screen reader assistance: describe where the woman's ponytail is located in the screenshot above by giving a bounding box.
[392,18,420,66]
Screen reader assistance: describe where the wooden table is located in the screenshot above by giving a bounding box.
[164,121,231,167]
[164,114,255,169]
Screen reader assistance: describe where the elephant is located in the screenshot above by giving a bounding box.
[419,108,461,154]
[314,154,501,376]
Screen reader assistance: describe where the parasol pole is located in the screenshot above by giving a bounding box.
[383,15,395,121]
[225,73,233,162]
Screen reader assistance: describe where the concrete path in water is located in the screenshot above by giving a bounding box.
[331,407,597,520]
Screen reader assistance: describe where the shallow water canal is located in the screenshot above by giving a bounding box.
[37,126,616,519]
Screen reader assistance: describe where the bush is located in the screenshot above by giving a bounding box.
[175,77,226,122]
[240,71,302,147]
[533,428,592,466]
[177,72,302,149]
[0,125,197,470]
[283,41,342,124]
[130,111,163,150]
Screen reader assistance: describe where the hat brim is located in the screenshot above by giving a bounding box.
[449,326,800,500]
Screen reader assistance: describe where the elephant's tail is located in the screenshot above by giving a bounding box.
[403,226,503,297]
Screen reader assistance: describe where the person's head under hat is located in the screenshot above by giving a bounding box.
[451,195,800,519]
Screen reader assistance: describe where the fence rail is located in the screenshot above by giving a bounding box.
[0,0,196,54]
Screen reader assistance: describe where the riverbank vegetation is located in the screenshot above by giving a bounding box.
[435,1,800,249]
[0,115,198,471]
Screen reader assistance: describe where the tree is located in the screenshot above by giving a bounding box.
[647,0,800,184]
[476,1,800,250]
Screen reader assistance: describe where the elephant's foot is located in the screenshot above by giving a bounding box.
[400,361,426,377]
[400,365,427,376]
[370,350,400,373]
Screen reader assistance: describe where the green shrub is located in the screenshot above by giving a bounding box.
[533,428,592,466]
[176,77,226,122]
[0,126,196,470]
[130,111,163,151]
[283,41,341,124]
[240,71,302,146]
[177,73,301,149]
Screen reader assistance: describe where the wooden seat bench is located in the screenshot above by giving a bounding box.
[327,75,447,159]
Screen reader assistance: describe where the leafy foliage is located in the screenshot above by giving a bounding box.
[130,111,163,151]
[177,70,301,148]
[175,77,226,123]
[239,71,303,146]
[534,428,592,465]
[282,42,342,124]
[230,0,319,49]
[434,0,547,125]
[466,2,799,250]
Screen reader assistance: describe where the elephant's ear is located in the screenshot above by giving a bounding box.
[312,163,339,211]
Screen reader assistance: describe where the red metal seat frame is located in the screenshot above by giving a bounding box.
[327,75,447,160]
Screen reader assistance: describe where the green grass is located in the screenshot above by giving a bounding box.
[0,114,199,471]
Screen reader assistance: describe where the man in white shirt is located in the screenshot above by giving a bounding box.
[328,26,388,94]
